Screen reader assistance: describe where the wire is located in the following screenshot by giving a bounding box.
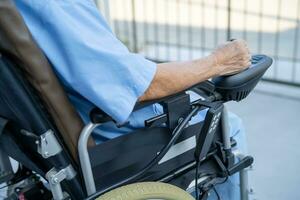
[195,160,200,200]
[0,180,24,190]
[213,186,221,200]
[215,176,229,186]
[0,182,15,190]
[0,185,8,190]
[88,106,201,199]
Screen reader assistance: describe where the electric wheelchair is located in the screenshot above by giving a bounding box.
[0,1,273,199]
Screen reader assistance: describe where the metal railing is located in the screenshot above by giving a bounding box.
[99,0,300,87]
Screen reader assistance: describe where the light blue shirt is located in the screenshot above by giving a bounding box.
[14,0,160,142]
[14,0,156,123]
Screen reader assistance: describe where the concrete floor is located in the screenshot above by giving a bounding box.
[227,82,300,200]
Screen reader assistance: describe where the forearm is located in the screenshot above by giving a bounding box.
[139,55,218,101]
[139,39,251,102]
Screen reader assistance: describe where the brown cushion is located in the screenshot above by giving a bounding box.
[0,0,95,161]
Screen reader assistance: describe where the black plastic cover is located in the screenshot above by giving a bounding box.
[212,54,273,101]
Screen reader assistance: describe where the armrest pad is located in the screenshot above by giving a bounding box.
[90,81,215,124]
[134,81,215,110]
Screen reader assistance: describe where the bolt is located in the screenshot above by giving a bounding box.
[178,117,184,124]
[53,177,59,183]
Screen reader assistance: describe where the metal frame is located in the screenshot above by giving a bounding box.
[233,151,251,200]
[37,130,62,159]
[46,165,77,200]
[221,105,232,150]
[35,130,78,200]
[222,105,251,200]
[78,122,101,196]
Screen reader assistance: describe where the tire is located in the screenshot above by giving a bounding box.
[97,182,194,200]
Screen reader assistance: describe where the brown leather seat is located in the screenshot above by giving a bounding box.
[0,0,94,160]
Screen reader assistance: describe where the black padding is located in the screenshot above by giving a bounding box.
[0,55,85,199]
[88,122,225,191]
[0,117,8,136]
[213,55,272,89]
[167,157,220,189]
[212,55,273,101]
[0,130,44,176]
[134,81,214,110]
[0,56,48,134]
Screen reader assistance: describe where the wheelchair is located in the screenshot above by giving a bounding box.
[0,1,273,199]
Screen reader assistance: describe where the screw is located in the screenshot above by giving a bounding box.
[178,117,184,124]
[53,177,59,183]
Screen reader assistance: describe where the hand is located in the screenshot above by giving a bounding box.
[211,39,251,76]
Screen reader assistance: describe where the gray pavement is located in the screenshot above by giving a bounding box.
[227,82,300,200]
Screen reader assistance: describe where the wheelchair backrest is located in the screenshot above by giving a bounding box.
[0,55,59,173]
[0,0,94,160]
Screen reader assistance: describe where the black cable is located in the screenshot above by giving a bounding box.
[213,186,221,200]
[195,160,200,200]
[0,183,11,190]
[0,179,23,190]
[88,106,201,199]
[215,176,228,185]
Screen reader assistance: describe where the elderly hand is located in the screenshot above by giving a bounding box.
[211,39,251,76]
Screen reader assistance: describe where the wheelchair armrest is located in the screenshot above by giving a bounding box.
[90,81,215,124]
[89,108,115,124]
[134,81,215,110]
[212,55,273,101]
[90,54,272,124]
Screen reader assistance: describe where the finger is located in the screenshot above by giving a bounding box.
[246,53,251,61]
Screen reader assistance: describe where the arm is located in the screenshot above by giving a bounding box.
[139,40,251,101]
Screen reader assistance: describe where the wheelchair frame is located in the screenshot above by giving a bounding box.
[75,104,251,200]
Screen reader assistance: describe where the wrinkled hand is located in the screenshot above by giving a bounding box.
[211,39,251,76]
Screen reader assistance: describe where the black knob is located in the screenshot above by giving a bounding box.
[89,108,114,124]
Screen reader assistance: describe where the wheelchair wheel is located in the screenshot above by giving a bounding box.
[97,182,194,200]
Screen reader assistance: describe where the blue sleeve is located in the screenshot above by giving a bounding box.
[14,0,157,123]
